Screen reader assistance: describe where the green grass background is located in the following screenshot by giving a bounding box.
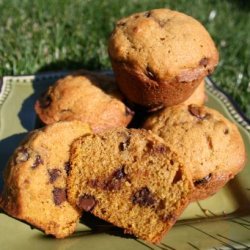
[0,0,249,118]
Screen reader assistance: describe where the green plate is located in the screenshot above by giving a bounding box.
[0,72,249,250]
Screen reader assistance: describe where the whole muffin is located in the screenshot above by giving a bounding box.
[143,104,246,200]
[35,72,134,133]
[109,9,219,109]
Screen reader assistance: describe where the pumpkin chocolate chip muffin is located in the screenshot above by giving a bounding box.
[109,9,218,109]
[182,79,206,106]
[35,72,134,133]
[143,104,246,200]
[67,128,194,243]
[1,121,92,238]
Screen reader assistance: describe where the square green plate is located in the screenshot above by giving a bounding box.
[0,72,249,250]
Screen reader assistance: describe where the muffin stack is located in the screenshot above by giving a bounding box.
[0,9,246,244]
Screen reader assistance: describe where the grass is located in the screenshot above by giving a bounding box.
[0,0,249,118]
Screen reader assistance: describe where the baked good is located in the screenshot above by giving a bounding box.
[1,121,92,238]
[108,9,219,109]
[35,71,134,133]
[182,79,206,106]
[143,104,246,200]
[67,128,194,243]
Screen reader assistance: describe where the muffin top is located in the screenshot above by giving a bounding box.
[109,9,219,83]
[35,72,134,132]
[143,104,246,180]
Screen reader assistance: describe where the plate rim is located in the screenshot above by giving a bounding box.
[0,71,249,249]
[0,72,249,132]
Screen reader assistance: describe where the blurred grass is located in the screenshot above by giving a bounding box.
[0,0,249,118]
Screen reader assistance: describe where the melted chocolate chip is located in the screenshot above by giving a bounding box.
[64,162,71,175]
[105,165,127,191]
[161,213,176,223]
[146,141,168,154]
[158,199,165,210]
[78,194,97,211]
[119,137,131,151]
[194,173,212,186]
[199,57,209,67]
[15,148,29,164]
[224,128,229,135]
[52,188,66,206]
[132,187,156,207]
[31,155,43,168]
[154,145,168,154]
[87,179,105,189]
[39,92,52,108]
[125,106,135,116]
[48,169,61,183]
[172,169,182,184]
[113,165,126,179]
[146,66,156,80]
[188,105,208,120]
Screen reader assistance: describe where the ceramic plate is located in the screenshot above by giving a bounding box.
[0,72,249,250]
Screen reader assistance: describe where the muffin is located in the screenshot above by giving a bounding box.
[183,79,206,106]
[143,104,246,200]
[1,121,92,238]
[35,72,134,133]
[67,128,193,243]
[108,9,218,109]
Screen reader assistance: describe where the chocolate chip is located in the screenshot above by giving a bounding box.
[105,179,121,191]
[188,105,208,120]
[144,11,151,18]
[161,213,176,223]
[146,141,168,154]
[118,21,126,27]
[199,57,209,67]
[206,136,213,150]
[158,199,165,210]
[105,165,127,191]
[48,169,61,183]
[194,173,212,186]
[39,92,52,108]
[132,187,156,207]
[15,148,29,164]
[154,145,168,154]
[87,179,105,189]
[64,161,71,175]
[78,194,97,211]
[32,155,43,168]
[224,128,229,135]
[172,169,182,184]
[146,66,156,80]
[52,188,66,206]
[158,20,167,28]
[119,137,131,151]
[125,106,135,116]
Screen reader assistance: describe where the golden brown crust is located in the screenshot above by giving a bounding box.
[182,80,206,106]
[109,9,219,108]
[1,121,92,238]
[35,72,134,132]
[143,104,246,200]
